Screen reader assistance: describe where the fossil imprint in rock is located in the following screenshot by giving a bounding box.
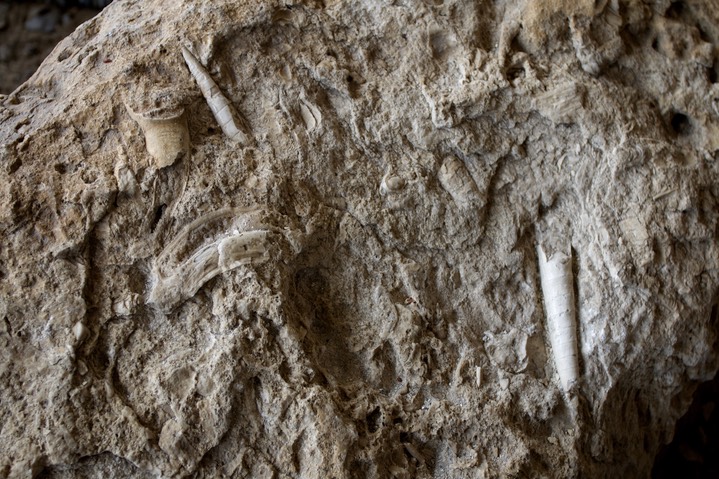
[148,207,271,311]
[437,156,482,208]
[1,0,718,477]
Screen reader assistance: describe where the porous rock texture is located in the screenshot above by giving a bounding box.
[1,0,718,477]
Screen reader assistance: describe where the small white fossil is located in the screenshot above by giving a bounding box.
[181,46,248,144]
[537,245,579,393]
[72,321,89,342]
[114,146,139,196]
[126,105,189,168]
[437,156,481,207]
[112,293,140,316]
[380,172,406,194]
[404,443,425,465]
[218,230,269,271]
[278,64,292,81]
[299,99,322,132]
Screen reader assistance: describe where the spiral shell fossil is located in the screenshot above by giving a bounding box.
[181,46,248,144]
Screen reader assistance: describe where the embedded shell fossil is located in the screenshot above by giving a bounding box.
[537,244,580,393]
[126,105,190,168]
[181,46,248,144]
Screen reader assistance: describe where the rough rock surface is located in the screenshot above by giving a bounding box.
[1,0,718,477]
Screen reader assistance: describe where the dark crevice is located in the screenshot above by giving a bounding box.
[652,369,719,478]
[697,25,711,43]
[665,1,685,19]
[652,299,719,478]
[36,1,113,8]
[7,158,21,174]
[366,406,381,433]
[670,112,691,136]
[149,203,166,232]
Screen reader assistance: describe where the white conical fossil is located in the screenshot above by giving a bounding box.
[299,99,322,132]
[181,46,248,144]
[126,106,189,168]
[537,245,580,393]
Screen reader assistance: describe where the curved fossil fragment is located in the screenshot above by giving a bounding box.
[218,230,269,271]
[181,46,248,144]
[299,99,322,132]
[537,245,580,393]
[126,105,190,168]
[148,208,270,311]
[149,230,269,312]
[380,172,405,194]
[437,156,481,208]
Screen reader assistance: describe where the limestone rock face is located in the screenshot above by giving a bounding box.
[1,0,718,477]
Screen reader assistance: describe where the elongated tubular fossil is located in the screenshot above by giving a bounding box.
[537,245,579,393]
[181,46,247,144]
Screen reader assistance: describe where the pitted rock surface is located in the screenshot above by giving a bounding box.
[1,1,718,477]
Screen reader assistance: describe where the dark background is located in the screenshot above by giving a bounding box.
[0,1,110,93]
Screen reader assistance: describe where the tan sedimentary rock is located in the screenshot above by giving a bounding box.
[0,1,718,478]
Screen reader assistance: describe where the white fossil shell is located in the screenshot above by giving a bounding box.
[126,106,189,168]
[380,172,406,194]
[537,245,579,393]
[181,46,247,144]
[218,230,269,271]
[114,147,139,196]
[148,208,270,311]
[112,293,140,316]
[437,156,480,207]
[73,321,89,342]
[149,231,269,311]
[299,99,322,132]
[153,207,239,278]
